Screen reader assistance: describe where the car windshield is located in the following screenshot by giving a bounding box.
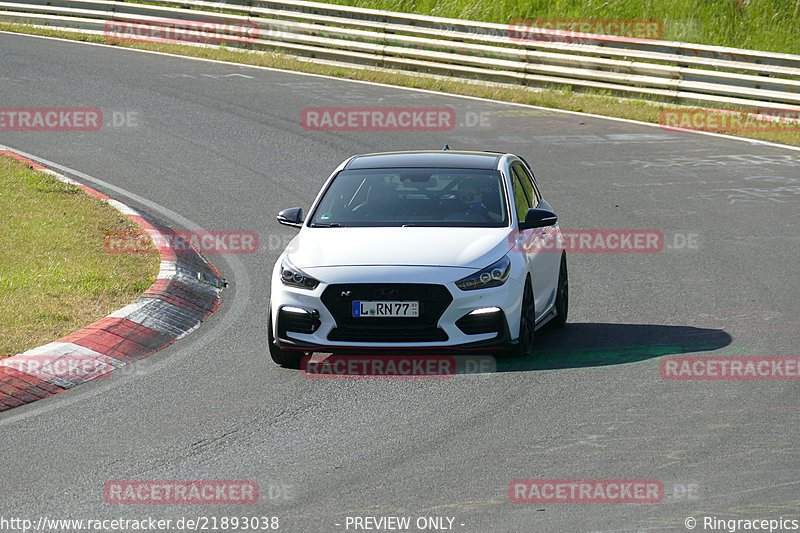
[309,168,509,227]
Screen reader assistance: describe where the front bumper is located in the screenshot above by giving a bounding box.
[269,263,525,354]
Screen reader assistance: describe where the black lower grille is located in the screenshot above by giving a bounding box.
[321,283,452,343]
[278,307,320,336]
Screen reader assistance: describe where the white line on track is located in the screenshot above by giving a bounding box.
[1,30,799,153]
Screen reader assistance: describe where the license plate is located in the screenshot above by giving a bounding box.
[353,300,419,318]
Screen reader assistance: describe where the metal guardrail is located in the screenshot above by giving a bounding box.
[2,0,800,112]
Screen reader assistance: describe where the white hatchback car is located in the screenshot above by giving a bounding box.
[268,150,568,367]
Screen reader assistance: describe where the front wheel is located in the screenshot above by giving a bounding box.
[551,254,568,329]
[268,312,305,368]
[506,279,535,358]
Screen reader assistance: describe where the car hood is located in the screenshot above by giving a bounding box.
[286,227,513,269]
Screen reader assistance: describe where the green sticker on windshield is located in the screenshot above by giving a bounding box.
[320,213,332,220]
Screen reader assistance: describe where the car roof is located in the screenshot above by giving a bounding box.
[344,150,505,170]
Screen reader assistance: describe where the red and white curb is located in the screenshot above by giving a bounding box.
[0,149,224,411]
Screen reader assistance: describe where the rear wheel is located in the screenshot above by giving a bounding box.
[268,312,305,368]
[506,279,535,357]
[551,253,568,329]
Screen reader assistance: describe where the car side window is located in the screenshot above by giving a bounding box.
[513,164,540,207]
[525,165,543,204]
[510,170,531,223]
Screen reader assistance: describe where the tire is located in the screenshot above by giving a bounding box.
[268,312,305,368]
[506,278,535,358]
[551,253,568,329]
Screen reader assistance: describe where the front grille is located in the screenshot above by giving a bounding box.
[322,283,452,343]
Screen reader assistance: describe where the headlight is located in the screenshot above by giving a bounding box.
[455,255,511,291]
[280,258,320,289]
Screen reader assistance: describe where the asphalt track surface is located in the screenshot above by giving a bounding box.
[1,32,798,532]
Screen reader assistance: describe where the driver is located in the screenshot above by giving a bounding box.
[458,177,501,222]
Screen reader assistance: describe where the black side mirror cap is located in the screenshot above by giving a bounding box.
[519,207,557,230]
[277,207,303,228]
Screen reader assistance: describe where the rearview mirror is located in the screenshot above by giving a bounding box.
[277,207,303,228]
[519,208,557,230]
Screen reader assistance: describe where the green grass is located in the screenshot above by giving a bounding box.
[0,154,160,357]
[324,0,800,56]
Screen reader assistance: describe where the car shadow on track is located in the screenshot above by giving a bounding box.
[495,322,733,373]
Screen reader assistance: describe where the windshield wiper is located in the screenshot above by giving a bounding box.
[310,223,341,227]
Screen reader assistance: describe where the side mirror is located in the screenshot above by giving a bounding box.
[277,207,303,228]
[519,207,557,230]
